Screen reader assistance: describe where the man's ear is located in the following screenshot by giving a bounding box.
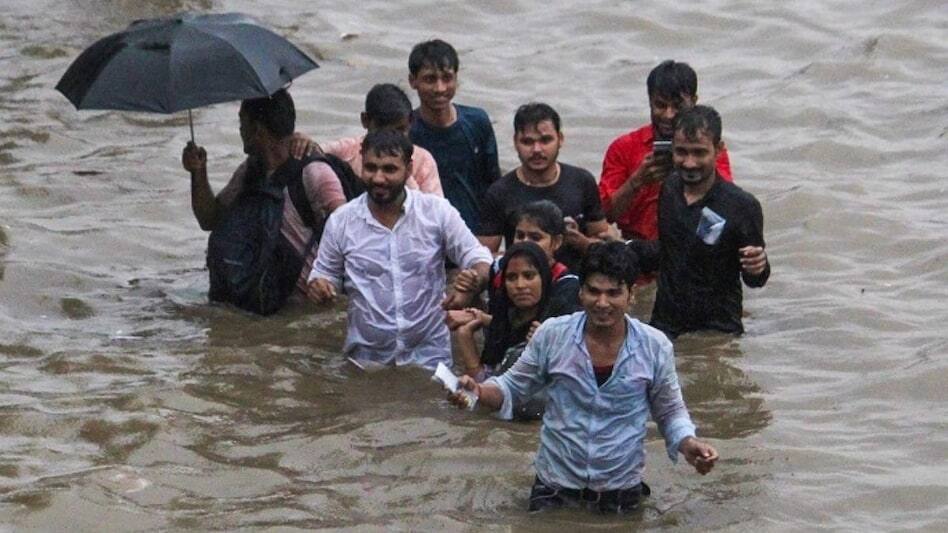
[408,73,418,89]
[360,112,371,130]
[717,139,726,153]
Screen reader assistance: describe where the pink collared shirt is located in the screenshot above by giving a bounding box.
[323,135,443,197]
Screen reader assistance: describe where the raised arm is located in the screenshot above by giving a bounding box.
[183,142,220,231]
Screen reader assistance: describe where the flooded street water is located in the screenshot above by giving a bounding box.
[1,0,947,530]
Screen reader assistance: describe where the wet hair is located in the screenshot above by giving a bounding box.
[482,241,553,366]
[514,200,566,237]
[579,241,640,288]
[240,89,295,138]
[674,104,723,145]
[646,60,698,102]
[364,83,412,128]
[361,129,414,164]
[408,39,459,76]
[513,102,561,134]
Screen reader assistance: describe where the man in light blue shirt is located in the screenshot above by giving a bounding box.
[450,241,717,513]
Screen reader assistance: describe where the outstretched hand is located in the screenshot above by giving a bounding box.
[289,132,323,159]
[679,437,719,475]
[447,375,481,409]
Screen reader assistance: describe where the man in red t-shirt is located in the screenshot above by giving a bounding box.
[599,60,732,242]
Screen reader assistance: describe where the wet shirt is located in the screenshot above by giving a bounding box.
[478,163,606,270]
[632,175,770,337]
[309,189,492,369]
[486,312,697,492]
[599,123,732,240]
[322,135,443,197]
[410,104,501,232]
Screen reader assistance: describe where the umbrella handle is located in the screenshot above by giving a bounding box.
[188,109,195,144]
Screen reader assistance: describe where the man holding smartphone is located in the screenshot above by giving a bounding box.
[599,60,733,244]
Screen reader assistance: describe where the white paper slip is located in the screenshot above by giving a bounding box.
[432,362,478,410]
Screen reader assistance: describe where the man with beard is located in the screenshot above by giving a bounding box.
[477,102,610,270]
[599,60,733,246]
[628,106,769,337]
[307,129,492,370]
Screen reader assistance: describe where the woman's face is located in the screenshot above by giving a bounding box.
[504,255,543,311]
[513,219,562,263]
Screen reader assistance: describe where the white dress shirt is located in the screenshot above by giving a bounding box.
[310,189,492,369]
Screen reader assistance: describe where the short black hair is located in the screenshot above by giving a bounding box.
[408,39,459,76]
[674,104,722,145]
[514,200,566,237]
[364,83,412,128]
[513,102,561,134]
[239,88,295,138]
[361,129,413,164]
[646,60,698,102]
[579,241,640,288]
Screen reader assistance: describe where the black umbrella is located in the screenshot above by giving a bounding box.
[56,11,318,142]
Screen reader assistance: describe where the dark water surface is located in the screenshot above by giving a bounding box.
[1,0,946,530]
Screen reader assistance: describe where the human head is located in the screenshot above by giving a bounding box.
[578,242,639,329]
[512,102,564,175]
[512,200,566,263]
[646,60,698,140]
[239,89,295,153]
[408,39,459,77]
[408,40,459,115]
[672,105,723,186]
[360,129,414,205]
[500,241,552,313]
[513,102,561,134]
[361,83,413,135]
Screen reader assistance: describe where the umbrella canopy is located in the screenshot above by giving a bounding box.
[56,11,318,114]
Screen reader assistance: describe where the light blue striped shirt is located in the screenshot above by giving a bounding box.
[487,312,696,491]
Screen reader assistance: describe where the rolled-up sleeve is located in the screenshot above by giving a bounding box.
[647,339,697,462]
[440,200,492,269]
[309,210,345,290]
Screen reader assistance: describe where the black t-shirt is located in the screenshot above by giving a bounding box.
[630,175,770,337]
[477,163,606,270]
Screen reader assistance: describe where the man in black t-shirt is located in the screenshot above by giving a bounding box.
[477,103,610,270]
[629,105,770,337]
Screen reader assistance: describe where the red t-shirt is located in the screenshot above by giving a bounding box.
[599,123,733,241]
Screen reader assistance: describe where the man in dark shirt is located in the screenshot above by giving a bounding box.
[629,105,769,337]
[477,102,610,270]
[408,39,501,232]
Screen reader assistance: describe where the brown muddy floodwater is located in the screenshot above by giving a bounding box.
[1,0,946,531]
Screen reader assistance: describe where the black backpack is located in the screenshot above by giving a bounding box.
[206,153,362,315]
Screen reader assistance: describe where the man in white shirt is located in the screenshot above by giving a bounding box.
[307,130,492,369]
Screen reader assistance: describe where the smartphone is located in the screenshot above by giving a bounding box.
[652,140,673,154]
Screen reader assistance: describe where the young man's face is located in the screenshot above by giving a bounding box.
[579,273,633,330]
[361,149,412,205]
[409,65,457,113]
[672,128,720,186]
[514,120,563,174]
[649,92,697,140]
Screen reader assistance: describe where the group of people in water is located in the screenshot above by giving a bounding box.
[181,38,770,515]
